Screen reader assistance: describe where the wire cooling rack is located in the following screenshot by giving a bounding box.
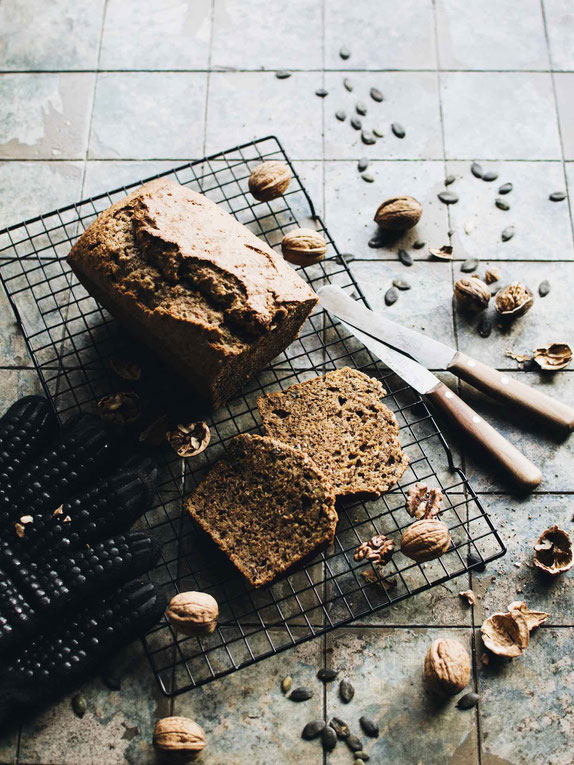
[0,136,505,697]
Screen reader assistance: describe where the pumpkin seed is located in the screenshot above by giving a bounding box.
[444,175,456,186]
[315,88,328,98]
[351,116,362,130]
[302,720,326,739]
[361,173,375,183]
[461,258,480,273]
[398,248,413,266]
[358,157,369,172]
[538,279,551,297]
[495,198,510,211]
[413,239,426,249]
[281,675,292,694]
[457,692,479,710]
[391,122,405,138]
[361,130,376,145]
[322,725,338,751]
[385,287,399,306]
[335,110,346,122]
[356,102,368,116]
[549,191,566,202]
[471,162,484,178]
[330,717,351,739]
[340,46,351,60]
[393,279,411,290]
[344,77,354,92]
[317,667,339,682]
[275,71,291,79]
[467,551,487,571]
[355,753,370,761]
[501,226,515,242]
[359,716,379,738]
[347,734,363,752]
[372,127,384,138]
[477,316,492,338]
[370,87,384,102]
[498,182,513,195]
[482,170,498,182]
[438,191,459,205]
[354,761,365,765]
[289,687,313,702]
[368,236,383,249]
[72,693,86,718]
[339,678,355,703]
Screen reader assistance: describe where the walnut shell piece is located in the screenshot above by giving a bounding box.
[534,525,573,575]
[400,519,452,562]
[533,343,572,372]
[97,392,142,425]
[424,638,471,696]
[166,591,219,637]
[281,228,327,266]
[166,422,211,458]
[494,282,534,319]
[153,716,207,762]
[248,161,291,201]
[454,277,490,312]
[507,601,549,631]
[484,267,500,284]
[406,483,443,520]
[374,196,422,231]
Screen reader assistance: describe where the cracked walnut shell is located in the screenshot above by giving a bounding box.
[374,196,422,231]
[166,422,211,458]
[153,716,207,761]
[494,282,534,319]
[481,601,548,658]
[281,228,327,266]
[533,343,572,372]
[406,483,443,520]
[166,591,219,637]
[454,277,490,312]
[534,525,573,575]
[424,638,471,696]
[248,161,291,201]
[400,519,452,562]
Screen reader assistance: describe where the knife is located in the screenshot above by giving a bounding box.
[318,285,574,432]
[326,314,542,490]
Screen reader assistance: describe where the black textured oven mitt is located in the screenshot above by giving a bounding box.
[0,396,165,728]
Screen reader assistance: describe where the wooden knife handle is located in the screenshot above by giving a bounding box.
[426,382,542,490]
[448,351,574,432]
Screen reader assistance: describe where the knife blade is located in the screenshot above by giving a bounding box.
[318,285,574,432]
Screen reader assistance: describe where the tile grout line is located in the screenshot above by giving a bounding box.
[2,67,574,74]
[201,0,216,160]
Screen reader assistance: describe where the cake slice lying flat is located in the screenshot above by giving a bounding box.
[258,367,408,498]
[184,434,337,588]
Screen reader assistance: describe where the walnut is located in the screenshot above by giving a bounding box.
[109,356,142,381]
[484,267,501,284]
[166,591,219,637]
[353,534,395,565]
[153,716,207,761]
[533,343,572,372]
[494,282,534,319]
[534,525,573,575]
[424,638,471,696]
[97,392,141,425]
[374,196,422,231]
[481,601,548,658]
[248,161,291,201]
[406,483,443,519]
[454,277,490,312]
[166,422,211,458]
[281,228,327,266]
[400,519,452,562]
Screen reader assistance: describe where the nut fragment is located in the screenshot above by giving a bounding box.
[484,267,500,284]
[406,483,443,520]
[494,282,534,319]
[507,601,549,631]
[428,245,453,261]
[97,392,141,425]
[454,277,491,312]
[374,196,422,231]
[533,343,572,372]
[459,590,476,606]
[281,228,327,266]
[248,161,291,201]
[401,519,452,562]
[481,601,548,658]
[109,356,142,381]
[353,534,395,565]
[166,591,219,637]
[424,638,471,696]
[166,422,210,458]
[153,716,207,762]
[534,525,573,575]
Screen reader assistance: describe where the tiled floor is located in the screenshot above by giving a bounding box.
[0,1,572,763]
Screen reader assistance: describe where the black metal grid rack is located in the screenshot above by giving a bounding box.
[0,136,505,697]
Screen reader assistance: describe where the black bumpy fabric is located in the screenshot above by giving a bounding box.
[0,396,165,728]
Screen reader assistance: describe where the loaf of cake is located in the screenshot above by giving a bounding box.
[67,179,317,408]
[185,434,337,588]
[258,367,408,497]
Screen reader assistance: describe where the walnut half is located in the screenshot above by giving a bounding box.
[534,525,573,575]
[354,534,395,566]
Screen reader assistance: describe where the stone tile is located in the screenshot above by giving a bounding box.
[441,73,562,160]
[0,0,105,71]
[0,368,43,402]
[324,72,443,160]
[554,73,574,161]
[544,0,574,71]
[0,161,83,230]
[0,281,31,366]
[325,628,479,764]
[205,72,323,161]
[0,74,95,160]
[436,0,549,70]
[18,642,169,765]
[100,0,211,71]
[173,630,323,765]
[460,372,574,493]
[477,627,574,765]
[324,0,436,70]
[212,0,322,71]
[0,730,18,764]
[446,161,574,262]
[455,261,574,366]
[88,73,208,160]
[470,493,573,626]
[324,160,449,258]
[82,160,182,198]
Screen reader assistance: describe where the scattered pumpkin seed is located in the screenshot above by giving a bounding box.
[335,110,347,122]
[471,162,484,178]
[444,175,456,186]
[340,46,351,60]
[370,87,384,102]
[385,287,399,306]
[275,71,291,80]
[72,693,87,718]
[501,226,515,242]
[413,239,426,249]
[339,678,355,703]
[330,717,351,739]
[477,316,492,338]
[317,668,339,682]
[281,675,292,694]
[464,220,474,235]
[354,752,370,761]
[437,191,459,205]
[350,116,362,130]
[391,122,405,138]
[361,173,375,183]
[302,720,326,740]
[344,77,354,92]
[322,725,338,751]
[361,130,376,145]
[368,236,383,248]
[315,88,328,98]
[461,257,480,272]
[495,198,510,211]
[498,182,513,195]
[359,716,379,738]
[356,101,367,116]
[289,687,313,702]
[457,692,480,710]
[347,734,363,752]
[398,248,413,266]
[358,157,369,172]
[467,551,487,571]
[354,761,364,765]
[393,279,411,290]
[538,280,551,297]
[482,170,498,182]
[372,127,384,138]
[549,191,566,202]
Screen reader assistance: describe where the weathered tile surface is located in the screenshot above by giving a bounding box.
[554,73,574,161]
[544,0,574,70]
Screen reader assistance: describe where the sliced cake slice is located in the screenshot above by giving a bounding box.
[258,367,408,498]
[184,434,337,588]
